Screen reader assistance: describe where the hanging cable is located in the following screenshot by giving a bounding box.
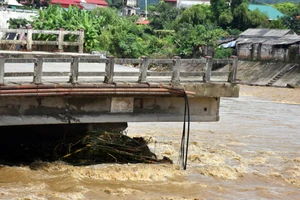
[178,89,190,170]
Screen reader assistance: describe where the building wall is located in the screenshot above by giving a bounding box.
[237,43,252,60]
[260,44,273,61]
[272,47,287,61]
[237,43,294,62]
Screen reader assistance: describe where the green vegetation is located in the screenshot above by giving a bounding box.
[6,1,300,58]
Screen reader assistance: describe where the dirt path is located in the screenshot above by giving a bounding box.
[239,84,300,105]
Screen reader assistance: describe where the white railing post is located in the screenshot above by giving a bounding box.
[69,56,80,83]
[104,56,114,83]
[0,56,5,85]
[58,28,64,52]
[171,56,181,85]
[138,56,148,83]
[78,29,84,53]
[228,56,238,83]
[26,26,32,51]
[33,56,43,84]
[203,56,212,82]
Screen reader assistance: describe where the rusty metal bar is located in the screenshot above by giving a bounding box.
[0,87,193,94]
[0,83,162,90]
[0,87,195,97]
[0,92,175,97]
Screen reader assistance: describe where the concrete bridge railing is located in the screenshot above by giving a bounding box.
[0,55,238,85]
[0,28,84,53]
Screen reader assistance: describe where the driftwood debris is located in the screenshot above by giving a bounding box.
[0,129,172,166]
[54,131,172,165]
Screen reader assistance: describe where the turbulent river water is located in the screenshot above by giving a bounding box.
[0,85,299,200]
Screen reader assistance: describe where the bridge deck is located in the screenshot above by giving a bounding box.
[0,53,239,125]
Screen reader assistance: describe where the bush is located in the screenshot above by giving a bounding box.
[215,47,233,59]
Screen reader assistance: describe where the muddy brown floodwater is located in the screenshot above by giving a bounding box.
[0,85,299,200]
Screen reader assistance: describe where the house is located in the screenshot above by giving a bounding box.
[50,0,108,10]
[236,28,300,62]
[4,0,23,8]
[122,0,139,16]
[80,0,108,10]
[248,4,284,21]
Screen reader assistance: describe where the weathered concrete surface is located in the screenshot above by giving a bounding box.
[0,50,95,58]
[0,95,221,126]
[183,83,239,97]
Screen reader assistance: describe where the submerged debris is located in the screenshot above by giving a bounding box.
[55,131,172,165]
[0,130,172,165]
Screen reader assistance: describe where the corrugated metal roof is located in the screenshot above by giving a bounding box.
[85,0,108,6]
[248,4,284,20]
[240,28,293,38]
[236,37,267,44]
[263,35,300,45]
[236,34,300,45]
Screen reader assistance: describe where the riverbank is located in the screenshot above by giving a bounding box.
[235,60,300,87]
[238,84,300,105]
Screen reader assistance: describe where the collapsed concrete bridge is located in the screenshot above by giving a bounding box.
[0,53,239,133]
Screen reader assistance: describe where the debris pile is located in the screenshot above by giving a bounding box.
[55,131,172,165]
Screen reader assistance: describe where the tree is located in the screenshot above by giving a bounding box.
[173,23,228,58]
[148,2,182,30]
[231,2,250,30]
[281,4,300,34]
[174,4,213,27]
[210,0,228,21]
[272,2,297,15]
[268,19,286,29]
[107,0,123,10]
[99,16,154,58]
[218,9,233,28]
[229,1,269,31]
[247,9,269,28]
[230,0,247,12]
[30,4,105,52]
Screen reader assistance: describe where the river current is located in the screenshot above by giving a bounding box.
[0,85,299,200]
